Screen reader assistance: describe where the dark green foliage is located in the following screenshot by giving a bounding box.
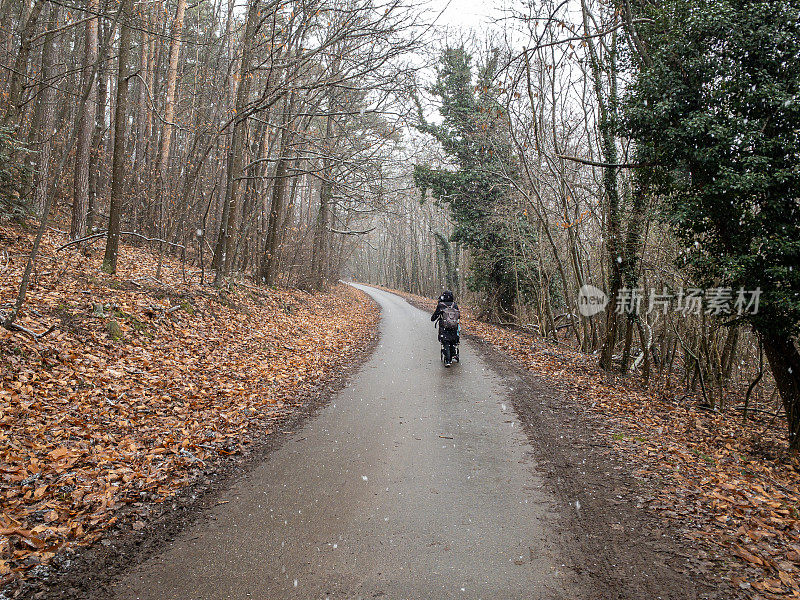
[414,48,534,318]
[624,0,800,448]
[0,126,33,221]
[625,0,800,339]
[433,231,456,292]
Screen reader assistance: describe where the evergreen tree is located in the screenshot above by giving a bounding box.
[414,47,534,319]
[624,0,800,450]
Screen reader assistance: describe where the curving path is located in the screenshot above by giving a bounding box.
[111,285,580,600]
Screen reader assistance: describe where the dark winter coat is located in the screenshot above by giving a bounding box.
[431,294,460,343]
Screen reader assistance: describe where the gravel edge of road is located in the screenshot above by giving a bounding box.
[12,291,381,600]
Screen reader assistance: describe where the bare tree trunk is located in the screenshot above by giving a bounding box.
[260,95,295,285]
[2,3,60,329]
[761,334,800,453]
[720,325,739,381]
[0,0,14,90]
[88,53,107,234]
[212,0,260,279]
[156,0,187,179]
[2,0,44,126]
[71,0,99,239]
[31,3,59,215]
[132,1,152,223]
[151,0,187,275]
[102,0,133,274]
[311,109,335,289]
[2,2,60,329]
[260,160,289,285]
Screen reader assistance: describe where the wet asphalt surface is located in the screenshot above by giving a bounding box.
[111,285,580,600]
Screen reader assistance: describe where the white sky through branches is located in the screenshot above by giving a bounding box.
[429,0,498,32]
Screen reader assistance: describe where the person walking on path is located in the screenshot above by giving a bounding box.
[431,290,460,367]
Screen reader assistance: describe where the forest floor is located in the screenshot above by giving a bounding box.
[0,223,378,597]
[2,218,798,600]
[397,289,800,600]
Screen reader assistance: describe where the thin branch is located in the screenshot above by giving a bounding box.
[57,230,186,251]
[30,14,95,42]
[57,231,107,250]
[0,309,57,339]
[327,226,376,235]
[556,154,648,169]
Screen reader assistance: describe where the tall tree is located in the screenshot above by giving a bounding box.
[580,0,623,370]
[310,101,336,290]
[156,0,187,180]
[71,0,99,239]
[261,92,296,286]
[212,0,260,278]
[414,47,531,320]
[31,3,59,214]
[102,0,133,273]
[2,0,44,127]
[625,0,800,449]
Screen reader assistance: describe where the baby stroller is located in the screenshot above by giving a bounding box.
[431,290,461,368]
[440,336,460,367]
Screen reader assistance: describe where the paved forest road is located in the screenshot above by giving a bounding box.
[112,286,582,599]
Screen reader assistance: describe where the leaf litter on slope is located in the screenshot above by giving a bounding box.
[0,224,378,587]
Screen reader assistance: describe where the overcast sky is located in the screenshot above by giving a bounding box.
[422,0,533,56]
[430,0,498,32]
